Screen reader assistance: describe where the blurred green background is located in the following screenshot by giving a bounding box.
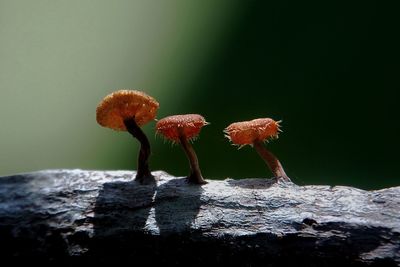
[0,0,399,189]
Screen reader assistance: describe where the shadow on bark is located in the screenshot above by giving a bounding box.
[90,177,204,264]
[155,178,204,234]
[227,177,282,189]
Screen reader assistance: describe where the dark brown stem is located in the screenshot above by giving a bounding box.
[253,140,290,181]
[124,118,155,184]
[178,135,207,185]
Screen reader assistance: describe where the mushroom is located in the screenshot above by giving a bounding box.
[156,114,208,184]
[96,89,159,184]
[224,118,290,181]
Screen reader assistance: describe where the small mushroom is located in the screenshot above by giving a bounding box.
[156,114,208,185]
[224,118,290,181]
[96,89,159,184]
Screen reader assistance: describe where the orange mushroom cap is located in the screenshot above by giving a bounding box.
[156,114,208,143]
[96,90,159,131]
[224,118,281,146]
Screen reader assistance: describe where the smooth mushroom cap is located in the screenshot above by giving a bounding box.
[156,114,208,143]
[224,118,280,145]
[96,90,159,131]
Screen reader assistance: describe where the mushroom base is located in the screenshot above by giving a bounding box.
[253,140,290,182]
[124,118,156,184]
[179,135,207,185]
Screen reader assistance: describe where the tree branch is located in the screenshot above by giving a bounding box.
[0,170,399,266]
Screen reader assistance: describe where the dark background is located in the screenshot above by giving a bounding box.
[1,1,399,189]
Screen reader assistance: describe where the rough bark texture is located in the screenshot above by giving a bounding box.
[0,169,399,266]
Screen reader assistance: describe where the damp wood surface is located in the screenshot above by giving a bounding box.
[0,170,399,266]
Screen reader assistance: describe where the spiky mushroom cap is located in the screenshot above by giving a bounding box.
[224,118,281,146]
[156,114,208,143]
[96,90,159,131]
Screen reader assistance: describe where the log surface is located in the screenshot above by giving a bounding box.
[0,169,399,266]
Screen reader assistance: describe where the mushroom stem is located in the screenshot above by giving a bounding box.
[178,135,207,185]
[253,140,290,181]
[124,118,155,184]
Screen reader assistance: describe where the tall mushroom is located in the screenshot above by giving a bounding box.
[96,90,159,184]
[224,118,290,181]
[156,114,208,185]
